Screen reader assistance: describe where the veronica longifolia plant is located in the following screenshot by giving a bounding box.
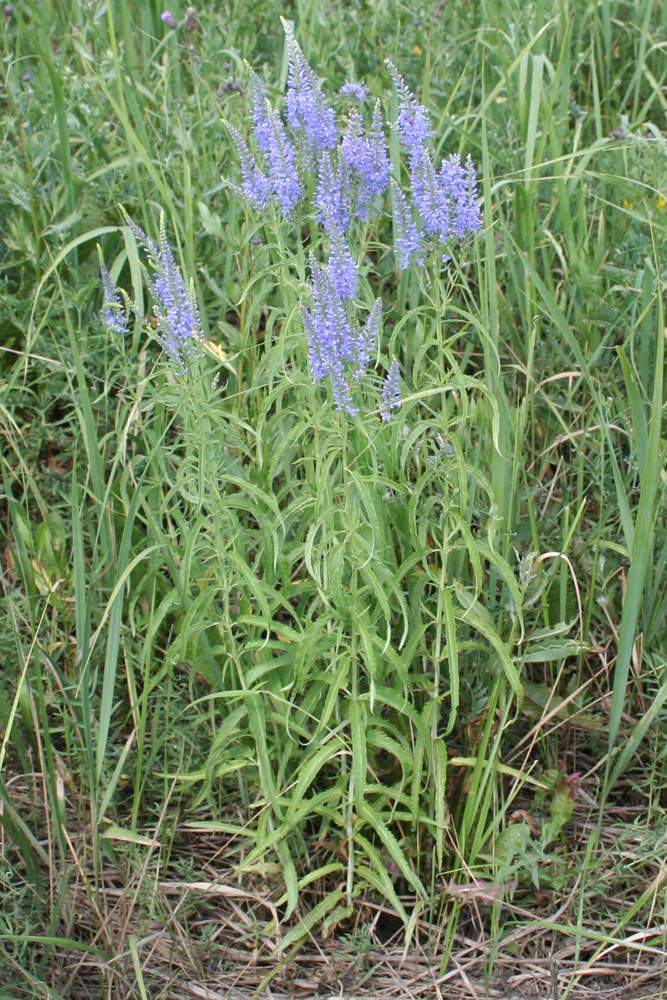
[224,21,481,418]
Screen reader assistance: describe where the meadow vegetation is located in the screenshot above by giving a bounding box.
[1,0,666,997]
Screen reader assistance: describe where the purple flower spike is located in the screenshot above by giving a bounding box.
[391,179,423,268]
[460,154,482,234]
[340,81,367,101]
[340,102,389,218]
[226,122,271,211]
[282,18,337,151]
[327,225,357,300]
[353,297,382,378]
[99,253,129,336]
[266,105,302,218]
[316,151,350,233]
[386,60,433,163]
[363,101,390,203]
[380,359,402,420]
[124,213,203,371]
[340,109,368,173]
[328,359,358,416]
[247,67,273,152]
[412,150,450,235]
[439,153,482,238]
[302,254,358,414]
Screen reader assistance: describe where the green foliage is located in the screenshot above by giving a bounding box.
[1,0,666,993]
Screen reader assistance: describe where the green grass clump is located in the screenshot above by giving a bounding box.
[1,0,666,996]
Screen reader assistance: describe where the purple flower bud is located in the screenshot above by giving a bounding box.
[161,10,177,29]
[3,5,14,17]
[21,72,31,82]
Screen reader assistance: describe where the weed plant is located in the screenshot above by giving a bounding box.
[1,0,666,995]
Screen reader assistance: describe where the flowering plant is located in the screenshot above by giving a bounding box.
[94,22,495,921]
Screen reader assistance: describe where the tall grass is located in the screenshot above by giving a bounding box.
[1,0,666,995]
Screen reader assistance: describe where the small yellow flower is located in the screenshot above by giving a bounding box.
[622,198,634,209]
[613,46,620,57]
[658,192,666,211]
[496,95,507,103]
[413,45,422,55]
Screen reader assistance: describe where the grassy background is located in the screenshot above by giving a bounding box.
[1,0,666,997]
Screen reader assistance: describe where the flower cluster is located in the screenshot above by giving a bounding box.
[386,61,481,264]
[340,81,367,102]
[302,251,383,415]
[99,23,481,410]
[220,23,483,416]
[227,25,390,230]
